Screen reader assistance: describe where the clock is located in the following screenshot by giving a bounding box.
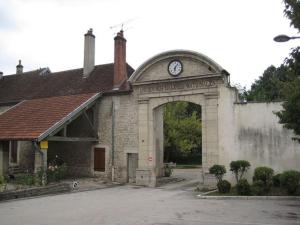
[168,60,183,76]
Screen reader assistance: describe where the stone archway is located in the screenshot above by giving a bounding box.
[129,50,230,187]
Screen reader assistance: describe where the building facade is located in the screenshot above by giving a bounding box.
[0,29,299,186]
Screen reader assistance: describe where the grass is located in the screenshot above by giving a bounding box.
[175,164,202,169]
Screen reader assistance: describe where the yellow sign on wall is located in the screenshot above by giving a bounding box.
[40,140,48,149]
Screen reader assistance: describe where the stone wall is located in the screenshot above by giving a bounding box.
[97,93,138,183]
[217,86,300,183]
[234,102,300,178]
[48,141,93,176]
[48,111,96,177]
[18,141,35,172]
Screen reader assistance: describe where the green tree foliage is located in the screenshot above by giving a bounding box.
[230,160,251,183]
[245,1,300,139]
[283,0,300,30]
[253,166,274,191]
[245,65,288,101]
[209,164,226,182]
[164,101,202,163]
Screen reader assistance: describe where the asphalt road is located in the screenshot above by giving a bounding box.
[0,185,299,225]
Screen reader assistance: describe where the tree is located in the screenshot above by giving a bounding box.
[276,78,300,137]
[246,65,286,101]
[246,0,300,139]
[230,160,251,183]
[277,1,300,139]
[163,101,202,163]
[283,0,300,31]
[209,164,226,182]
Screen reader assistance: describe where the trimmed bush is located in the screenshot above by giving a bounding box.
[230,160,251,183]
[272,174,282,187]
[164,164,173,177]
[251,180,265,196]
[253,166,274,191]
[0,175,6,185]
[217,180,231,193]
[209,165,226,182]
[236,179,251,195]
[280,170,300,194]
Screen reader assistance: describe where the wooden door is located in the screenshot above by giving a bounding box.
[94,148,105,171]
[127,153,138,183]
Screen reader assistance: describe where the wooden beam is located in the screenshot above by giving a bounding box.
[83,111,98,138]
[47,136,99,142]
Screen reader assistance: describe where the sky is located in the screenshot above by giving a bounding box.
[0,0,299,89]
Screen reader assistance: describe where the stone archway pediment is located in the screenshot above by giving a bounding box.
[129,50,226,84]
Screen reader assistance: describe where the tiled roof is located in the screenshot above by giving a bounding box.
[0,93,99,140]
[0,63,134,103]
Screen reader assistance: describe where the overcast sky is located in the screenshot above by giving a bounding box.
[0,0,298,88]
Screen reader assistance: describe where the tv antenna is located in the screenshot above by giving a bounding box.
[109,18,137,33]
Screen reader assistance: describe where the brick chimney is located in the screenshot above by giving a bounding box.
[83,28,95,78]
[113,30,127,89]
[16,60,23,74]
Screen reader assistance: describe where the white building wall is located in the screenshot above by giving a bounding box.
[218,86,300,183]
[234,102,300,176]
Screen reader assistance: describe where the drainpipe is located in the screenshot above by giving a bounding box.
[111,100,115,182]
[33,141,47,185]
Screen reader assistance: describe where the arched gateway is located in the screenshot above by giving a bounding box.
[128,50,232,186]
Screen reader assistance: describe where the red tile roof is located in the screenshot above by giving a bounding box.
[0,63,134,103]
[0,93,99,140]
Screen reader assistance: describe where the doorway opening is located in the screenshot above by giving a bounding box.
[163,101,202,178]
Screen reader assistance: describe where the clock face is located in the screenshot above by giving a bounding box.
[168,60,183,76]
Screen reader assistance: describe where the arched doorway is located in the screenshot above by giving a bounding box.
[128,50,229,186]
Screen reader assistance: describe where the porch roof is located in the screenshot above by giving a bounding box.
[0,92,101,141]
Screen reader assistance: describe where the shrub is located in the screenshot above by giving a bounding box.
[272,174,282,187]
[0,175,6,185]
[251,180,265,195]
[253,166,274,191]
[280,170,300,194]
[20,173,35,186]
[47,163,67,182]
[230,160,251,183]
[36,167,47,185]
[236,179,251,195]
[209,165,226,182]
[164,164,173,177]
[217,180,231,193]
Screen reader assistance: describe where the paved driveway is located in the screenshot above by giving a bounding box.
[0,185,299,225]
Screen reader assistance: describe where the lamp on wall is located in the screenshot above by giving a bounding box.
[273,34,300,42]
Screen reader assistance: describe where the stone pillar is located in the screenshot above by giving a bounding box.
[34,149,47,173]
[0,142,9,177]
[34,142,48,185]
[135,99,157,187]
[202,94,219,188]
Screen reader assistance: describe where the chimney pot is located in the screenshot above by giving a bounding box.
[113,30,127,89]
[83,28,95,78]
[16,60,23,74]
